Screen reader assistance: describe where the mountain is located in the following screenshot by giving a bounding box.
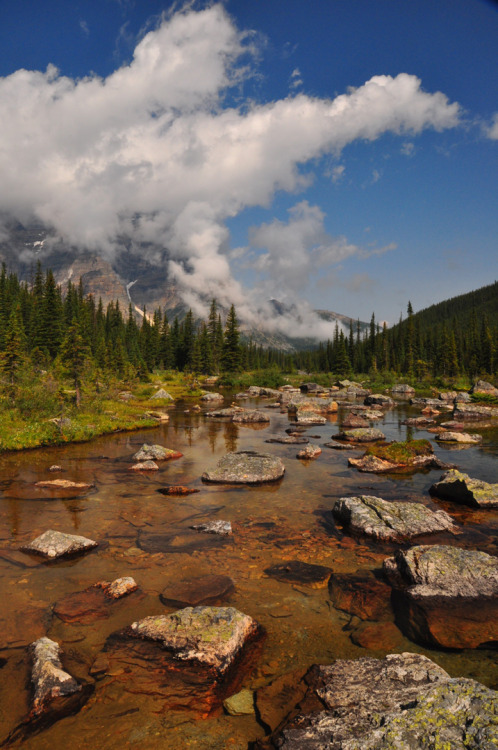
[0,219,367,350]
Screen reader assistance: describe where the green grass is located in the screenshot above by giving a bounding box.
[366,439,433,464]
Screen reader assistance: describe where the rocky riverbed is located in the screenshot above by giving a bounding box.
[0,388,496,748]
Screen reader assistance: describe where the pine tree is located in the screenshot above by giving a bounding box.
[59,318,90,406]
[221,304,241,372]
[2,304,26,386]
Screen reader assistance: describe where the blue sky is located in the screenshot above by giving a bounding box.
[0,0,497,330]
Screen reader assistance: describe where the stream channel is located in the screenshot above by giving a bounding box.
[0,394,496,748]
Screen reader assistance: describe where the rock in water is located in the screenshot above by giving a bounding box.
[157,486,200,496]
[191,520,232,536]
[454,403,498,419]
[335,428,385,442]
[200,392,224,402]
[266,436,309,444]
[232,410,270,423]
[429,469,498,508]
[328,572,392,620]
[100,577,138,599]
[133,444,183,461]
[296,445,322,460]
[263,653,498,750]
[435,431,482,444]
[29,637,86,718]
[128,606,260,674]
[383,545,498,649]
[341,413,369,429]
[21,530,98,560]
[160,576,235,608]
[202,451,285,484]
[333,496,457,542]
[35,479,93,490]
[265,561,332,588]
[364,393,394,406]
[129,460,159,471]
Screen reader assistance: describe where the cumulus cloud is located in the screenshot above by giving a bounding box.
[484,112,498,140]
[0,3,461,336]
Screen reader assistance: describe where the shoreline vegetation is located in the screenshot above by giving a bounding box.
[0,264,495,452]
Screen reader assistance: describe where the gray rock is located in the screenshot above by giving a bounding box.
[435,431,482,444]
[202,450,285,484]
[391,384,415,394]
[287,396,338,414]
[246,385,280,397]
[200,392,224,402]
[454,403,498,419]
[341,413,369,429]
[348,455,399,472]
[455,391,471,402]
[21,530,98,560]
[128,606,260,674]
[232,409,270,423]
[30,637,82,717]
[471,379,498,396]
[191,520,232,536]
[204,407,243,418]
[150,388,173,400]
[333,495,456,542]
[296,444,322,460]
[295,413,327,425]
[336,428,385,442]
[129,460,159,471]
[323,440,355,450]
[364,394,394,406]
[383,545,498,648]
[269,653,498,750]
[429,469,498,508]
[410,397,445,408]
[402,416,434,426]
[300,382,325,393]
[438,390,457,401]
[266,436,309,444]
[133,443,183,461]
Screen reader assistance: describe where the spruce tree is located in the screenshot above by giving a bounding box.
[221,304,241,372]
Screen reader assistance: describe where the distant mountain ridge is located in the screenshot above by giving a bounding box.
[0,219,368,351]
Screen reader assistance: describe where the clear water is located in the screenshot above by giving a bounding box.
[0,397,496,748]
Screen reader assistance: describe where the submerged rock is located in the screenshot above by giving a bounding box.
[435,431,482,444]
[202,451,285,484]
[191,520,232,536]
[133,444,183,461]
[266,436,309,444]
[383,545,498,649]
[157,486,200,496]
[265,561,332,588]
[53,577,138,623]
[429,469,498,508]
[21,530,98,560]
[323,440,355,450]
[296,445,322,460]
[328,572,392,620]
[160,575,235,608]
[335,428,385,442]
[333,496,456,542]
[128,606,260,674]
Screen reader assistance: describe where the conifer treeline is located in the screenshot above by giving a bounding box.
[0,264,496,382]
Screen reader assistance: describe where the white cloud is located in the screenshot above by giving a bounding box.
[289,67,303,89]
[401,141,415,156]
[331,164,345,183]
[0,3,461,335]
[484,112,498,140]
[79,19,90,37]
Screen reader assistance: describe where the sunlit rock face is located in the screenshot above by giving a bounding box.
[383,545,498,649]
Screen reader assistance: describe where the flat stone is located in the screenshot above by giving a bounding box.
[29,637,83,717]
[202,450,285,484]
[295,413,327,425]
[296,445,322,460]
[21,530,98,560]
[454,403,498,419]
[128,606,260,674]
[160,575,235,608]
[323,440,355,450]
[410,397,444,408]
[341,414,369,428]
[129,460,159,471]
[223,688,255,716]
[133,444,183,461]
[402,416,435,426]
[34,479,93,490]
[429,469,498,508]
[205,407,243,418]
[333,496,456,542]
[384,545,498,648]
[232,410,270,423]
[191,520,232,536]
[266,436,309,444]
[435,431,482,444]
[336,428,385,442]
[265,561,332,588]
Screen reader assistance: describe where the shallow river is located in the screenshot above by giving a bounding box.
[0,395,497,748]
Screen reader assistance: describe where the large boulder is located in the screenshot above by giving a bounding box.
[333,495,456,542]
[341,413,368,429]
[262,652,498,750]
[127,606,260,675]
[454,403,498,419]
[383,545,498,648]
[287,397,338,414]
[21,530,98,560]
[335,428,385,442]
[471,379,498,396]
[364,394,394,407]
[202,450,285,484]
[232,410,270,423]
[429,469,498,508]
